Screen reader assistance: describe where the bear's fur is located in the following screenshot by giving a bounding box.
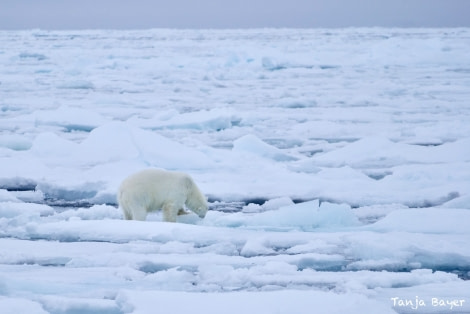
[118,169,208,222]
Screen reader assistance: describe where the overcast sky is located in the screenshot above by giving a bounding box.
[1,0,469,29]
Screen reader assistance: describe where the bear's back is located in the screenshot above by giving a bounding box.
[119,169,192,199]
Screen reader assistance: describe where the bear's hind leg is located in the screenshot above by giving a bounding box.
[126,203,147,221]
[132,208,148,221]
[123,209,133,220]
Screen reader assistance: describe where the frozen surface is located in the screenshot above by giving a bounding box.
[0,28,470,313]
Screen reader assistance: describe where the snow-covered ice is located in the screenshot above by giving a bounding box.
[0,28,469,313]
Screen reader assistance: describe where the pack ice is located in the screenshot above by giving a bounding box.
[0,28,469,313]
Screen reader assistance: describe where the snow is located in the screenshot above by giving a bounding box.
[118,290,396,314]
[233,134,298,161]
[0,28,470,313]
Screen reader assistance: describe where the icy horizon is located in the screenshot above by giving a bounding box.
[1,0,469,29]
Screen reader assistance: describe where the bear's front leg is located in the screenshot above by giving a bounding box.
[177,209,190,216]
[162,203,178,222]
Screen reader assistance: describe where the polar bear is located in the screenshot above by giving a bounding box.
[118,169,208,222]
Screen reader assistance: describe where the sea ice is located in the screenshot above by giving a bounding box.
[0,28,469,313]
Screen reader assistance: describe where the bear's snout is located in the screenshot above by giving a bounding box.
[197,207,208,218]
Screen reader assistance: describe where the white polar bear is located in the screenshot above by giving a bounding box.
[118,169,208,222]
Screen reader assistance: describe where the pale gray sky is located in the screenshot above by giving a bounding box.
[1,0,469,29]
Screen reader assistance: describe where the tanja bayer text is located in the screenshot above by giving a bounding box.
[391,296,466,311]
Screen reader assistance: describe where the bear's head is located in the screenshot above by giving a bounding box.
[186,187,208,219]
[184,174,209,219]
[192,200,208,219]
